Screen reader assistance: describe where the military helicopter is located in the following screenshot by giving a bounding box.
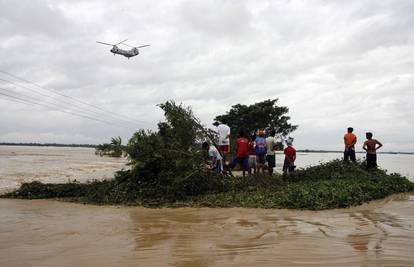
[96,39,150,59]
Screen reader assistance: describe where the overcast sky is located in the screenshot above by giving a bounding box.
[0,0,413,151]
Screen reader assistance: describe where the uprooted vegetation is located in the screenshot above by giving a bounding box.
[2,101,413,210]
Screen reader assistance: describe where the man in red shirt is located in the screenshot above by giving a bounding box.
[283,138,296,175]
[229,130,250,177]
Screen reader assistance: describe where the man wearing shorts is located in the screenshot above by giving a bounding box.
[344,127,357,162]
[363,132,383,168]
[229,130,250,177]
[254,130,267,175]
[217,123,230,155]
[266,129,278,175]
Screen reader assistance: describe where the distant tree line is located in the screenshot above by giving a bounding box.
[0,142,96,148]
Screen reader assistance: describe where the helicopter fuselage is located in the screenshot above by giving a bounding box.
[110,46,139,58]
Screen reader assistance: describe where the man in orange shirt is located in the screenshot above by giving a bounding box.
[344,127,357,162]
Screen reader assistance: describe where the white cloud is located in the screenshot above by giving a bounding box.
[0,0,413,151]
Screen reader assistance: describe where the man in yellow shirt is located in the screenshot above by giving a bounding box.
[344,127,357,162]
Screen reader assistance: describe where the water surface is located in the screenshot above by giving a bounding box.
[1,146,413,266]
[1,196,414,266]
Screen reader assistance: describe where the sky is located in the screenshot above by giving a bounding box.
[0,0,413,151]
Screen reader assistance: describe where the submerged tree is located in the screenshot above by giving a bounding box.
[214,99,297,138]
[95,136,124,157]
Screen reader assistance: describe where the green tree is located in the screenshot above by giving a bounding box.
[95,136,124,157]
[110,136,123,157]
[124,101,219,198]
[214,99,297,138]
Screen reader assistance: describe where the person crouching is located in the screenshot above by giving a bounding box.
[202,142,223,174]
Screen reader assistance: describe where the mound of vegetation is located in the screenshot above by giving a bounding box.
[3,160,413,210]
[2,101,413,210]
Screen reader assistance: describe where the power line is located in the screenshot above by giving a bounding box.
[0,88,136,130]
[0,69,150,126]
[0,77,137,126]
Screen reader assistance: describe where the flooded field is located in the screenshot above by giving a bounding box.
[0,146,413,266]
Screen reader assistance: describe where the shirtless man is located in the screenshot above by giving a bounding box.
[362,132,383,168]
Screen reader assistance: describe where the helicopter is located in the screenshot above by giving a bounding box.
[96,39,150,59]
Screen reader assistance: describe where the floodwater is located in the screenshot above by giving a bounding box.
[0,146,127,194]
[1,146,414,266]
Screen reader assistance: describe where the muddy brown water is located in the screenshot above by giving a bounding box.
[1,146,414,266]
[1,196,414,267]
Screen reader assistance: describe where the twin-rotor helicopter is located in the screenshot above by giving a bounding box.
[96,39,150,59]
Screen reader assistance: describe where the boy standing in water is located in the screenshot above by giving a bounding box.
[283,138,296,175]
[344,127,357,162]
[363,132,383,168]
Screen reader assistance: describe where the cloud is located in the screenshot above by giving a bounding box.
[0,0,413,151]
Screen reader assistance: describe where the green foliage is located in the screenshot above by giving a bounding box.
[122,101,215,199]
[214,99,298,137]
[95,136,124,157]
[2,101,412,210]
[3,160,413,210]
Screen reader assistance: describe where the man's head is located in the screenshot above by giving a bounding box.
[286,137,294,146]
[269,129,276,137]
[202,141,209,150]
[347,127,354,133]
[258,130,265,137]
[238,129,246,138]
[366,132,373,139]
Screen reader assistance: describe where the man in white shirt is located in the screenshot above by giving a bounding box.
[217,123,231,155]
[266,129,278,175]
[202,142,223,173]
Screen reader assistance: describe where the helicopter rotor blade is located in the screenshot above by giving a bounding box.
[96,41,114,46]
[115,39,128,46]
[137,45,150,48]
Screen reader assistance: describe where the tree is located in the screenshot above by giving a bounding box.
[95,136,124,157]
[214,99,297,138]
[123,101,220,198]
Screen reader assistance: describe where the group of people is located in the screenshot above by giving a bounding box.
[202,124,385,177]
[343,127,383,168]
[202,124,296,177]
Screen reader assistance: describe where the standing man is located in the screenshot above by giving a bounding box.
[362,132,383,168]
[254,130,268,175]
[266,129,278,175]
[229,130,250,177]
[217,123,231,156]
[283,138,296,175]
[344,127,357,162]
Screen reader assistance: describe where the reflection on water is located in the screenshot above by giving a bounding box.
[1,195,414,266]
